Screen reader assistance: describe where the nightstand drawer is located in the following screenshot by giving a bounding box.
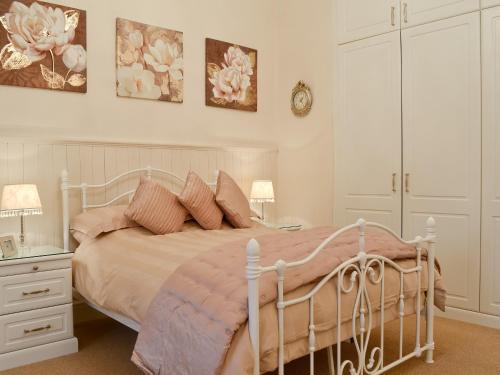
[0,258,72,277]
[0,304,73,354]
[0,269,72,315]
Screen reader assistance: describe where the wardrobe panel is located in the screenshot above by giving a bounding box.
[481,6,500,316]
[402,0,479,28]
[337,0,399,44]
[334,31,402,234]
[402,13,481,311]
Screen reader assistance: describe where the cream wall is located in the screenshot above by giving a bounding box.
[0,0,335,226]
[0,0,278,148]
[274,0,335,227]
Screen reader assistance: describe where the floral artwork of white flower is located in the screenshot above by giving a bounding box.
[144,39,183,80]
[2,1,76,62]
[209,65,250,103]
[117,62,161,100]
[62,44,86,72]
[0,1,87,90]
[128,30,143,49]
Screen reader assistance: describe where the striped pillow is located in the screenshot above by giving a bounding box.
[178,171,223,230]
[125,177,188,235]
[215,171,252,228]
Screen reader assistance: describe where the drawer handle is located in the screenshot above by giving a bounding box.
[22,288,50,296]
[32,265,39,271]
[24,324,51,334]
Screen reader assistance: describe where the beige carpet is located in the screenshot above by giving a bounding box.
[2,316,500,375]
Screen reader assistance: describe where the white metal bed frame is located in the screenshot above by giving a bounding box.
[61,167,436,375]
[247,217,436,375]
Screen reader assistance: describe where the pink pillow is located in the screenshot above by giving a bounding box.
[70,205,139,243]
[215,171,252,228]
[178,171,223,230]
[125,177,188,235]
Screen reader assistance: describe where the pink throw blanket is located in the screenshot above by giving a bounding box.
[132,226,446,375]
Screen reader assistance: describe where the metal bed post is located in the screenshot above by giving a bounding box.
[246,239,261,375]
[425,217,436,363]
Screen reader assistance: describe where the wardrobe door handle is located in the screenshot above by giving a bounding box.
[405,173,410,193]
[392,173,397,193]
[403,3,408,23]
[391,6,396,26]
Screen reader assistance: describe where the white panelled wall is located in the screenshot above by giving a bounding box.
[335,0,500,326]
[0,140,277,251]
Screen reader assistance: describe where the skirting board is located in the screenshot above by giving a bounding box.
[0,338,78,371]
[436,306,500,330]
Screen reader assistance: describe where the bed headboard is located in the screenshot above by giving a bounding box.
[61,166,218,251]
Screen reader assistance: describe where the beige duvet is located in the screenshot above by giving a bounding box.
[73,220,273,324]
[73,221,445,375]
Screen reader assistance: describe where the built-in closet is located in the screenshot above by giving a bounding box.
[335,0,500,324]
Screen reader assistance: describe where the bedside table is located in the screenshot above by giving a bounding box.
[0,246,78,371]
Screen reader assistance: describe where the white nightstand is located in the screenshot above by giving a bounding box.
[0,246,78,371]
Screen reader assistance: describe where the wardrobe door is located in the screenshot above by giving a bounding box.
[401,0,479,28]
[337,0,399,44]
[334,31,402,234]
[481,6,500,316]
[483,0,500,8]
[402,13,481,311]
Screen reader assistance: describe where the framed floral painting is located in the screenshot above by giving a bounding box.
[116,18,183,103]
[0,0,87,93]
[205,38,257,112]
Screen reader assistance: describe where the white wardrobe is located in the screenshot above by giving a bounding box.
[335,0,500,323]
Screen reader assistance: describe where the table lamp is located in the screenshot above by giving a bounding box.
[250,180,274,222]
[0,184,43,248]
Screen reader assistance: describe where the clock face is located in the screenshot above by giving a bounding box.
[291,81,312,116]
[294,90,307,110]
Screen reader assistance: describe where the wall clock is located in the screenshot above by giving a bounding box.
[291,81,313,117]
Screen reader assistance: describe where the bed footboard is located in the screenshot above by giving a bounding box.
[246,217,437,375]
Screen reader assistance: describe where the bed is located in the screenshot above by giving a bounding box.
[61,167,445,375]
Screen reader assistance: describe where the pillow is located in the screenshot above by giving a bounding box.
[125,177,188,235]
[178,171,223,230]
[215,171,252,228]
[70,205,139,243]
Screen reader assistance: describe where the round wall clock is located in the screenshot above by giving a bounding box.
[291,81,313,117]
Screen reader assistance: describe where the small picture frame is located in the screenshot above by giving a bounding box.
[0,235,17,258]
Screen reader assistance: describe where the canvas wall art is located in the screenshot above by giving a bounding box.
[205,38,257,112]
[0,0,87,93]
[116,18,183,102]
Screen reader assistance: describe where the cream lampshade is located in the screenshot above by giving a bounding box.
[0,184,43,248]
[250,180,274,221]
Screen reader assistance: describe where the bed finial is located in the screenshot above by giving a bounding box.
[426,217,436,236]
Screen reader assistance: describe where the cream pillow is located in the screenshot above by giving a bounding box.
[215,171,252,228]
[178,171,223,230]
[70,205,139,243]
[125,177,188,235]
